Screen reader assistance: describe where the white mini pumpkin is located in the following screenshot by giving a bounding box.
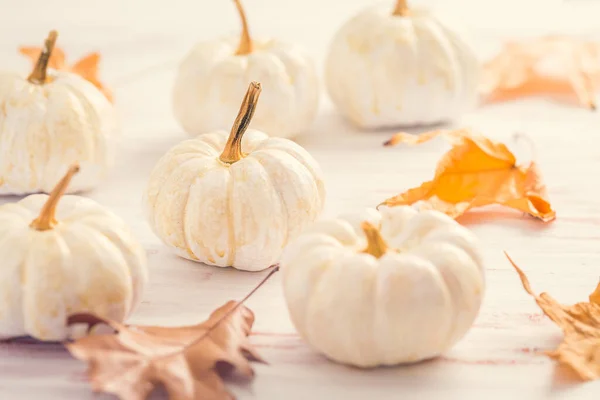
[0,31,118,195]
[172,0,319,139]
[324,0,480,129]
[146,82,325,272]
[280,206,485,368]
[0,165,148,342]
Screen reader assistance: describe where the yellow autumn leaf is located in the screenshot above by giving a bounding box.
[381,129,556,222]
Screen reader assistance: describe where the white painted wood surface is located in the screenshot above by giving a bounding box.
[1,0,600,398]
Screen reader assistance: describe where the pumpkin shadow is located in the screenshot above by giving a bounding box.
[354,119,453,135]
[325,350,442,375]
[0,194,27,205]
[173,253,278,275]
[296,108,456,148]
[0,335,66,347]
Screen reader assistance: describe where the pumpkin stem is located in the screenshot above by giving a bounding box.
[392,0,409,16]
[27,30,58,85]
[219,81,262,164]
[30,164,80,231]
[361,221,389,259]
[233,0,253,55]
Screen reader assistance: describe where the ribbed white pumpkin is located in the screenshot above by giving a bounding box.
[172,0,319,139]
[0,166,147,341]
[281,206,485,368]
[146,82,325,271]
[325,0,480,129]
[0,31,118,196]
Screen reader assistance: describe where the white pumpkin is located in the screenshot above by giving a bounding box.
[147,82,325,271]
[0,30,118,196]
[172,0,319,139]
[324,0,480,129]
[280,206,485,368]
[0,165,148,342]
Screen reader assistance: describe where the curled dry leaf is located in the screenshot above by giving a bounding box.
[481,35,600,109]
[506,253,600,381]
[66,267,279,400]
[381,129,555,222]
[19,46,113,102]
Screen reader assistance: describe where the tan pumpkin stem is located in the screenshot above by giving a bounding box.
[361,222,389,259]
[233,0,253,55]
[27,30,58,84]
[392,0,409,16]
[219,81,262,164]
[30,164,80,231]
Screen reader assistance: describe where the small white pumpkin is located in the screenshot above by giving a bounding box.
[146,82,325,271]
[172,0,319,139]
[0,31,118,195]
[280,206,485,368]
[0,165,148,341]
[324,0,480,129]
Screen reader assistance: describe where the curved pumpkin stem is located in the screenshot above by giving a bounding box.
[219,82,262,164]
[233,0,253,55]
[30,164,80,231]
[28,30,58,84]
[361,221,389,258]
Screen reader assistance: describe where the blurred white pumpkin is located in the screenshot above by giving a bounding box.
[147,82,325,271]
[0,31,118,195]
[172,0,319,139]
[281,206,485,368]
[325,0,480,129]
[0,165,148,341]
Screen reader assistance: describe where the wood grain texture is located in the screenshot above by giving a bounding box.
[1,0,600,398]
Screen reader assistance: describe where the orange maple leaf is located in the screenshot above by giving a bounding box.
[19,46,113,103]
[380,129,556,222]
[480,35,600,109]
[506,253,600,381]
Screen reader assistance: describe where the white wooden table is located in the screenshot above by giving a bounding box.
[1,0,600,398]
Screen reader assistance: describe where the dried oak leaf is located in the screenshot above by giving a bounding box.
[65,301,265,400]
[506,253,600,381]
[381,129,556,221]
[480,35,600,109]
[19,46,114,102]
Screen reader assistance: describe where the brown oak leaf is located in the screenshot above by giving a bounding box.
[66,267,279,400]
[506,253,600,381]
[66,301,264,400]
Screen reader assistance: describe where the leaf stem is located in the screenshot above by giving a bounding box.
[28,30,58,84]
[181,265,280,352]
[219,81,262,164]
[590,279,600,304]
[512,132,538,164]
[233,0,253,55]
[30,164,80,231]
